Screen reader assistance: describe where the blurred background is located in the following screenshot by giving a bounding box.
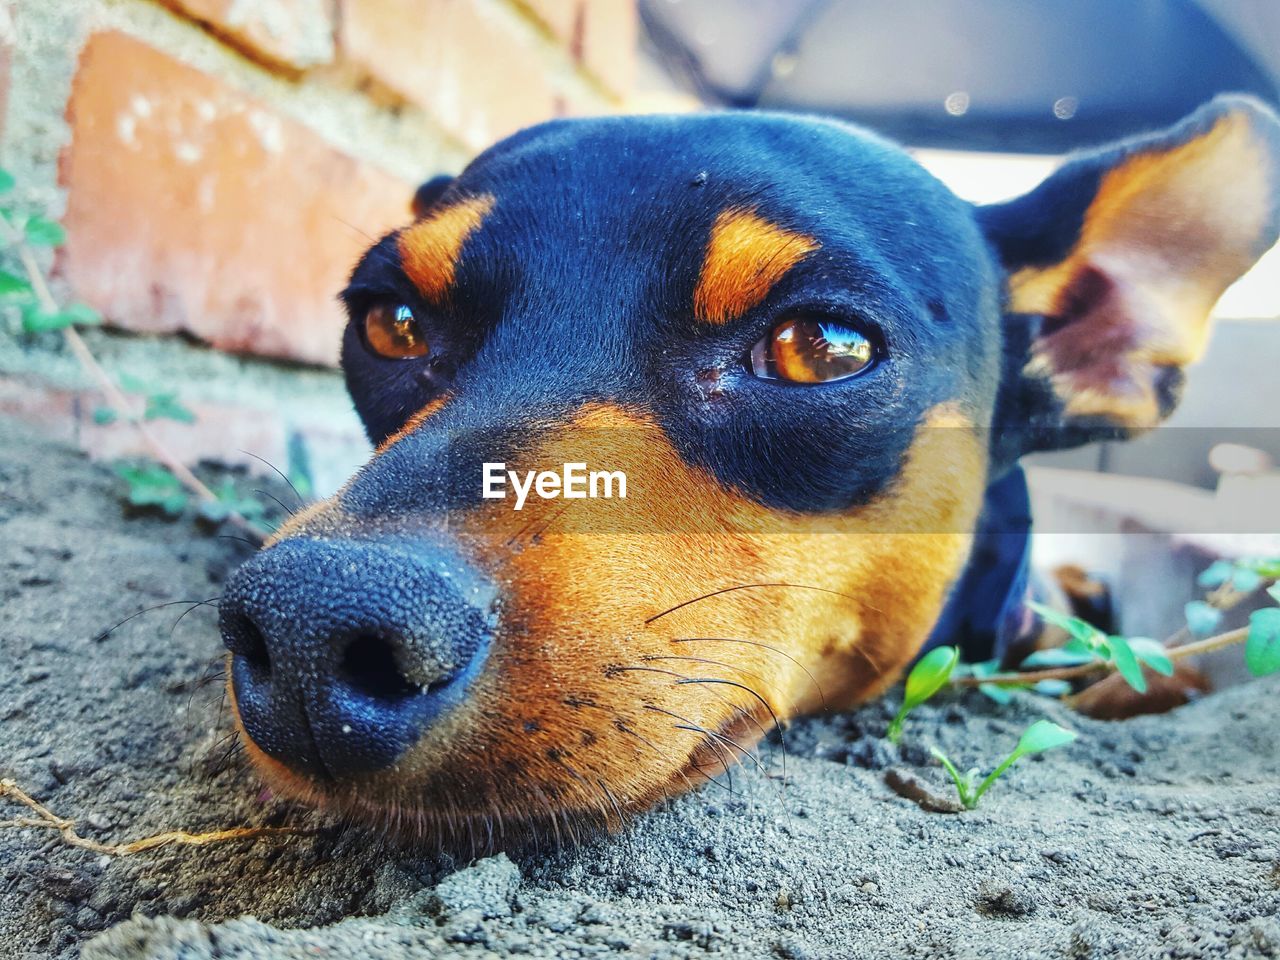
[1,0,1278,642]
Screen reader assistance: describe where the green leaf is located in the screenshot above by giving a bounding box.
[0,168,15,194]
[887,645,959,742]
[21,306,75,333]
[1240,557,1280,580]
[20,301,101,333]
[114,464,187,517]
[63,302,102,326]
[1014,719,1078,757]
[1245,608,1280,677]
[977,682,1016,705]
[1028,601,1102,645]
[1107,635,1147,693]
[1197,560,1234,589]
[118,373,151,394]
[1232,567,1263,594]
[92,406,118,425]
[24,216,66,247]
[0,269,33,300]
[968,720,1080,808]
[1021,647,1097,669]
[904,646,959,711]
[964,659,1000,679]
[1032,678,1072,697]
[1184,600,1222,637]
[1127,637,1174,677]
[144,392,196,424]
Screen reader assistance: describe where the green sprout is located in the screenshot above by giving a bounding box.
[930,720,1077,810]
[887,645,959,743]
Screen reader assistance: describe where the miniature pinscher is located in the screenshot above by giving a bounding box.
[219,95,1280,839]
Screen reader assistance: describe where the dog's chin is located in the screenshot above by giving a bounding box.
[233,729,646,850]
[233,721,751,851]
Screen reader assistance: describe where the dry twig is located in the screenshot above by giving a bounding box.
[0,778,310,856]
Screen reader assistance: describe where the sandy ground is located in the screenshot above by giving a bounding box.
[2,413,1278,960]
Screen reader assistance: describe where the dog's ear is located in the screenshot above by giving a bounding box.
[411,175,455,219]
[979,95,1280,459]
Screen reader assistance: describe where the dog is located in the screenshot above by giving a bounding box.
[218,95,1280,840]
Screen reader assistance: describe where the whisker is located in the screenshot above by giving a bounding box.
[607,664,774,767]
[613,720,730,795]
[675,637,827,710]
[647,705,767,778]
[94,598,222,643]
[168,598,222,639]
[237,449,308,509]
[217,534,262,549]
[645,582,861,625]
[640,654,778,704]
[332,216,377,243]
[253,489,297,519]
[642,705,736,792]
[675,677,787,782]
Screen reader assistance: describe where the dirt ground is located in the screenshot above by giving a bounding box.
[2,413,1278,960]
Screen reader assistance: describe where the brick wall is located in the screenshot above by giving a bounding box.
[0,0,637,491]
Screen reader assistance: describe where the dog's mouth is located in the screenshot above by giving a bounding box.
[227,656,781,847]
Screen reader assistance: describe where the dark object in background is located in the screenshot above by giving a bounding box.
[641,0,1280,152]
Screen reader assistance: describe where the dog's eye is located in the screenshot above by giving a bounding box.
[364,304,429,359]
[748,316,876,383]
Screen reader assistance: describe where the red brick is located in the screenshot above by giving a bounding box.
[519,0,636,97]
[161,0,336,72]
[59,31,414,367]
[339,0,558,149]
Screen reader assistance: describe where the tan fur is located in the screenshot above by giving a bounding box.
[694,208,821,324]
[398,195,496,303]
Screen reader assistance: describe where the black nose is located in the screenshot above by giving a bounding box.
[219,538,495,780]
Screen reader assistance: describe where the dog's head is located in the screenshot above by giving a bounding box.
[220,97,1279,837]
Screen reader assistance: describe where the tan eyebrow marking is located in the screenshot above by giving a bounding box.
[398,194,496,303]
[694,207,821,324]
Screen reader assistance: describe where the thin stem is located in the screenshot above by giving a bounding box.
[951,626,1251,689]
[3,219,262,543]
[929,747,974,809]
[971,750,1021,806]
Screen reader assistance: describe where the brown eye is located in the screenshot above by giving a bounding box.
[364,304,429,359]
[748,316,876,383]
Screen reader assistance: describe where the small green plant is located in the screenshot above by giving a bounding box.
[887,648,1079,811]
[949,557,1280,698]
[0,165,267,540]
[1025,602,1173,694]
[930,720,1078,810]
[887,645,959,742]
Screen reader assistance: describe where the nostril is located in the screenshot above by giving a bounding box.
[340,634,422,701]
[225,613,271,675]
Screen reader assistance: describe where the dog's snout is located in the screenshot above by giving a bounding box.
[219,538,495,781]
